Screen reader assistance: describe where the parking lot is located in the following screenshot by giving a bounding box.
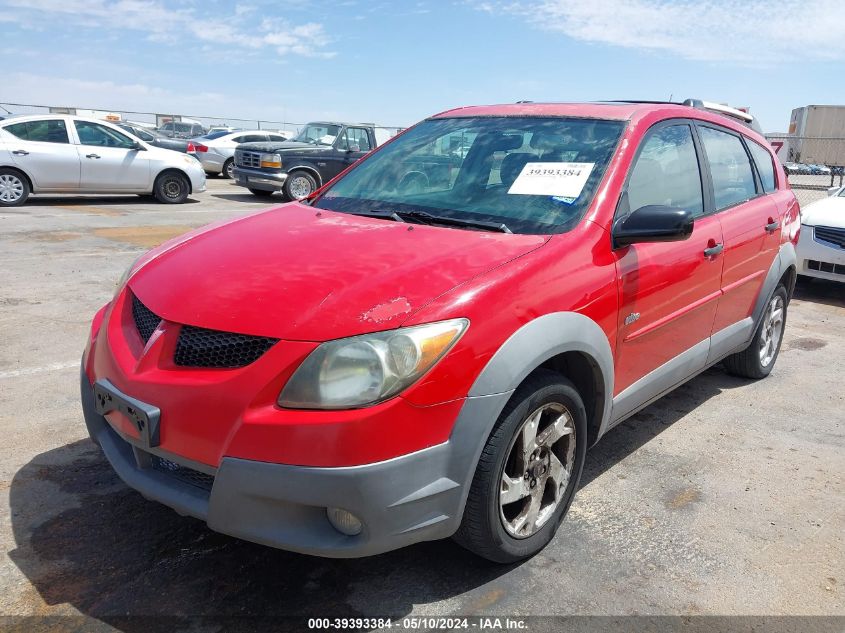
[0,178,843,629]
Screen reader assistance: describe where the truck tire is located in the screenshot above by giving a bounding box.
[248,189,275,198]
[454,369,587,563]
[723,285,788,379]
[283,170,318,201]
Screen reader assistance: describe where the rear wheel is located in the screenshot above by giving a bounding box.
[0,168,29,207]
[153,171,190,204]
[222,158,235,180]
[283,170,318,201]
[454,370,587,563]
[248,188,275,198]
[724,285,788,379]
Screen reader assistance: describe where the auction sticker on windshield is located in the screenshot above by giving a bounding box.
[507,162,595,198]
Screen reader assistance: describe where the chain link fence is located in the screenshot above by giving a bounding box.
[766,134,845,206]
[0,102,404,139]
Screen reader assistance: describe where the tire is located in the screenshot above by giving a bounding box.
[222,158,235,180]
[723,284,788,379]
[0,168,30,207]
[283,170,318,201]
[454,369,587,563]
[153,171,190,204]
[248,188,275,198]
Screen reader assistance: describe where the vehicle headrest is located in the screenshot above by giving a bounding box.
[499,153,535,187]
[488,134,525,151]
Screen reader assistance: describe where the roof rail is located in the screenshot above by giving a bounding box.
[682,98,763,133]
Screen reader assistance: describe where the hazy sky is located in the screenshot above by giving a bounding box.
[2,0,844,132]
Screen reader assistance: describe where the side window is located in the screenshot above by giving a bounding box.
[4,119,69,144]
[627,125,704,217]
[347,128,372,152]
[747,139,776,193]
[240,134,267,143]
[268,134,288,142]
[74,121,137,149]
[698,126,757,210]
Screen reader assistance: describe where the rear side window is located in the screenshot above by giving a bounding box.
[698,126,757,210]
[4,119,69,144]
[747,140,776,193]
[627,125,704,216]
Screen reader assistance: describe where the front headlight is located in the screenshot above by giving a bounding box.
[278,318,469,409]
[260,153,282,169]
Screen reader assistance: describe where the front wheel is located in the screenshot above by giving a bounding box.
[454,370,587,563]
[723,285,788,379]
[153,171,190,204]
[283,170,318,201]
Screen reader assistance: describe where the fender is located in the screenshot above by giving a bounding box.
[751,241,796,331]
[285,163,322,186]
[441,312,614,528]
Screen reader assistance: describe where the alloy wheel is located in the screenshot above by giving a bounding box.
[759,294,785,367]
[288,175,313,199]
[499,402,576,538]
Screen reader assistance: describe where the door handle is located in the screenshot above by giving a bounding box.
[703,243,724,258]
[765,219,780,233]
[86,153,101,159]
[12,149,29,156]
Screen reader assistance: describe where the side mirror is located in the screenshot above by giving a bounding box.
[612,205,694,249]
[129,141,145,151]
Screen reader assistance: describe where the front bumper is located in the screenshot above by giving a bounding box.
[796,225,845,281]
[232,166,287,192]
[80,365,505,558]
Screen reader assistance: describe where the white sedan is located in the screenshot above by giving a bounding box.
[193,130,291,179]
[797,186,845,281]
[0,115,206,206]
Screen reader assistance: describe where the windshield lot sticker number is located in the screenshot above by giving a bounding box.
[508,162,595,198]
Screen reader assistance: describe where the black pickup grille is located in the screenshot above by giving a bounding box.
[175,325,278,368]
[150,455,214,491]
[131,295,161,343]
[815,226,845,249]
[236,150,261,169]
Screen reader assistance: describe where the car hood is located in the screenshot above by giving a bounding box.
[237,141,326,153]
[801,196,845,227]
[128,203,548,340]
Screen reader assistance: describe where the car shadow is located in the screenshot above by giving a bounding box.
[793,276,845,309]
[29,196,201,206]
[8,367,748,630]
[210,193,284,204]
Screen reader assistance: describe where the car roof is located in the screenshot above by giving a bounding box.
[429,102,766,138]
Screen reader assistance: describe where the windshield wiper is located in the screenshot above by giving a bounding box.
[341,208,512,233]
[395,210,513,233]
[344,210,407,223]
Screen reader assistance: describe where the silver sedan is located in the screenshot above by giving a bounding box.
[194,130,291,179]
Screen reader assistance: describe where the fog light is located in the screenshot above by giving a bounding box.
[326,507,363,536]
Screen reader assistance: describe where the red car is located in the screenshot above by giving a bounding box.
[81,100,800,562]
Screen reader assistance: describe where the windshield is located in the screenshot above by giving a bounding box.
[313,116,624,234]
[294,124,341,146]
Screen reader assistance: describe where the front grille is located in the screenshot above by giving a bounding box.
[150,455,214,491]
[815,226,845,249]
[236,150,261,169]
[175,325,278,368]
[132,295,161,343]
[807,259,845,276]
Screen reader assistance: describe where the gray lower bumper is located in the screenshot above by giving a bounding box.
[232,167,287,192]
[80,367,508,558]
